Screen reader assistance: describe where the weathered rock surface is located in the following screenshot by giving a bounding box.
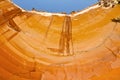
[0,0,120,80]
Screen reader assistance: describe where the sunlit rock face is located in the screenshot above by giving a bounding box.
[98,0,117,7]
[0,0,120,80]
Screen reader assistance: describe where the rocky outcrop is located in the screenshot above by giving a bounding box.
[98,0,119,7]
[0,0,120,80]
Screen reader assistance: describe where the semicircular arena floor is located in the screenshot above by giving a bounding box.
[0,0,120,80]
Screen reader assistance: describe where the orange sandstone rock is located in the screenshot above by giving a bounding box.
[0,0,120,80]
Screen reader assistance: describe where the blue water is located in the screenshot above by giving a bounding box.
[12,0,98,13]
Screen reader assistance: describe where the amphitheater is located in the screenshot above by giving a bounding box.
[0,0,120,80]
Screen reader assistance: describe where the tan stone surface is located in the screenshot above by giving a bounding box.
[0,0,120,80]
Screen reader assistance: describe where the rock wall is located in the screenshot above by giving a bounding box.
[0,0,120,80]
